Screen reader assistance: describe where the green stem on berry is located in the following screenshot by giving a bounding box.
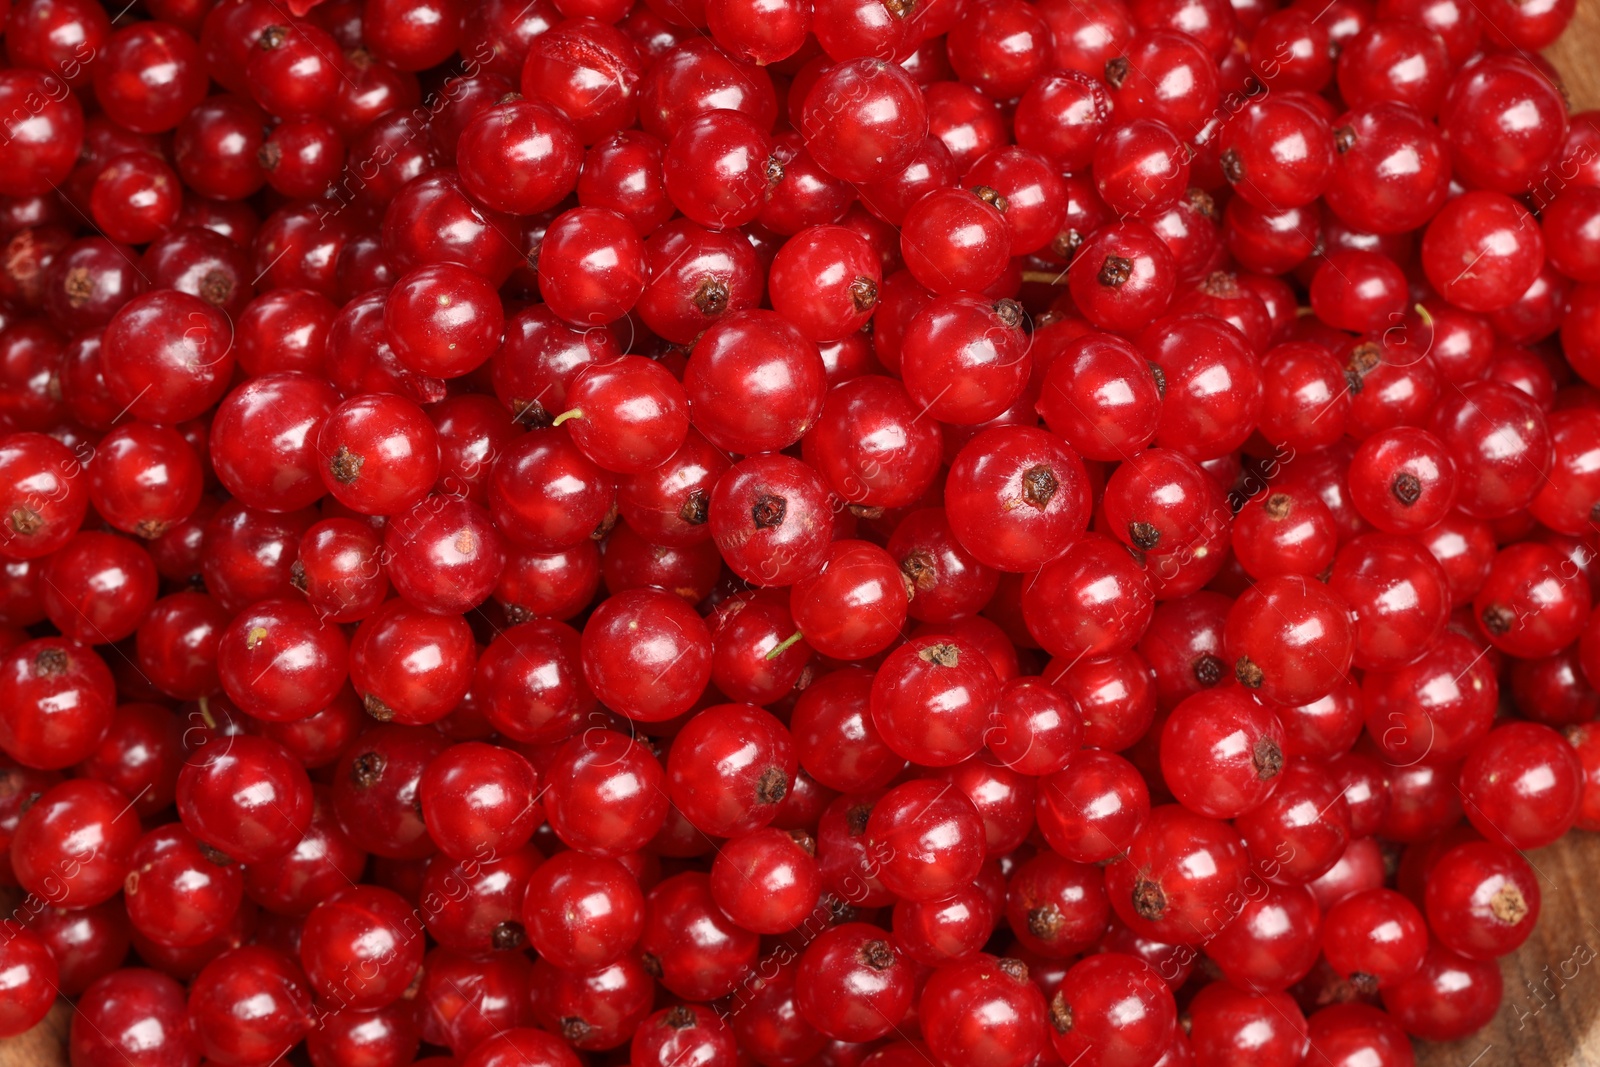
[551,408,585,426]
[766,630,806,660]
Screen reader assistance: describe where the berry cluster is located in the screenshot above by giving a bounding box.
[0,0,1595,1064]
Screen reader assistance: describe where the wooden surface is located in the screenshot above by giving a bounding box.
[7,12,1600,1067]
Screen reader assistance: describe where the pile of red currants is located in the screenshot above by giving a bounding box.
[0,0,1596,1063]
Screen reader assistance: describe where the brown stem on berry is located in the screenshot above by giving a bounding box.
[1264,492,1292,520]
[1235,656,1263,688]
[1220,148,1243,183]
[1253,736,1284,779]
[199,844,234,866]
[1391,472,1423,506]
[664,1005,696,1029]
[350,751,385,788]
[678,487,709,526]
[1334,125,1356,153]
[491,921,526,950]
[1491,884,1528,924]
[511,398,552,427]
[9,506,41,535]
[1128,521,1161,550]
[756,767,789,805]
[850,275,879,312]
[1049,991,1073,1033]
[846,803,872,836]
[1193,653,1225,687]
[997,958,1029,981]
[692,276,730,316]
[788,829,817,855]
[363,693,395,721]
[1481,604,1514,635]
[972,184,1009,213]
[994,298,1025,328]
[1132,877,1167,920]
[1147,360,1167,398]
[1020,270,1068,285]
[919,642,960,667]
[32,647,68,677]
[901,548,937,594]
[1098,255,1133,287]
[861,940,896,970]
[751,493,787,529]
[1344,341,1381,395]
[328,445,364,485]
[1104,57,1130,87]
[1027,904,1063,940]
[1186,188,1217,220]
[560,1017,593,1042]
[1022,465,1059,510]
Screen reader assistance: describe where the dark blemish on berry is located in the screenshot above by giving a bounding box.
[665,1004,696,1029]
[846,803,871,836]
[1128,521,1160,550]
[1481,604,1514,635]
[1334,125,1356,153]
[1105,57,1130,87]
[1391,472,1423,505]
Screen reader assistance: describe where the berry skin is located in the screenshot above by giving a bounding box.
[1048,952,1176,1067]
[795,922,915,1041]
[921,956,1049,1067]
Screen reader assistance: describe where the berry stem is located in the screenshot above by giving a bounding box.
[766,629,806,660]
